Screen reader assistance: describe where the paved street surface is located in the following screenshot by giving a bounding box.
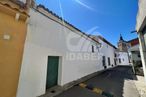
[55,66,140,97]
[134,75,146,97]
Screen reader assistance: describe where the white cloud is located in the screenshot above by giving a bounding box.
[86,26,102,36]
[75,0,95,11]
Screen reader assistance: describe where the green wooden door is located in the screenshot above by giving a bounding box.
[46,56,59,89]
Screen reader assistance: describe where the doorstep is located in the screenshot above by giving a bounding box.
[39,86,64,97]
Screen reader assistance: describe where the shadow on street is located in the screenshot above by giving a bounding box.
[55,66,139,97]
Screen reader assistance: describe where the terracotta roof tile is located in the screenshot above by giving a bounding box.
[0,0,28,15]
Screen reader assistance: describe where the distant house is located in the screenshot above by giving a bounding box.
[92,35,117,68]
[128,38,143,75]
[115,35,130,66]
[115,51,129,66]
[128,38,140,63]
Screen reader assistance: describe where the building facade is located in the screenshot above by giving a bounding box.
[0,0,29,97]
[95,36,117,68]
[136,0,146,81]
[16,5,117,97]
[115,51,129,66]
[128,38,142,75]
[116,35,130,66]
[118,34,128,52]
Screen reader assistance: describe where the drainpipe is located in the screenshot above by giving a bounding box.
[138,32,146,82]
[131,52,136,74]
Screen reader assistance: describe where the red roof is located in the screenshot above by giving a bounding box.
[127,38,139,46]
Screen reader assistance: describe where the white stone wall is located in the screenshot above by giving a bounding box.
[17,9,116,97]
[138,31,146,82]
[17,9,115,97]
[116,52,129,66]
[136,0,146,31]
[136,0,146,82]
[98,39,116,68]
[131,53,141,61]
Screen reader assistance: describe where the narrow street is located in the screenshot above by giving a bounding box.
[1,1,146,97]
[55,66,140,97]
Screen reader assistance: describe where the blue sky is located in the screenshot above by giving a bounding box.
[36,0,138,46]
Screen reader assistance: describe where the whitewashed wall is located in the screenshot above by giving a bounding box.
[17,9,109,97]
[98,38,116,68]
[116,52,129,66]
[136,0,146,31]
[131,53,141,61]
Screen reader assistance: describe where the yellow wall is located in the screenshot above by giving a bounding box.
[0,9,27,97]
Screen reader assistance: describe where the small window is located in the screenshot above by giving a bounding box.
[108,57,111,66]
[102,56,106,66]
[119,58,121,63]
[138,54,141,58]
[115,53,117,57]
[92,45,94,53]
[114,59,117,65]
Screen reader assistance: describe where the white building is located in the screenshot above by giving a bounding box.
[115,51,130,66]
[129,44,141,62]
[96,36,131,68]
[94,36,117,68]
[16,5,118,97]
[115,35,130,66]
[136,0,146,81]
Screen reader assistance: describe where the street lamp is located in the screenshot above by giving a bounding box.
[131,30,138,33]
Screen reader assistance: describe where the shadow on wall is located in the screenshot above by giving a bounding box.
[133,61,144,76]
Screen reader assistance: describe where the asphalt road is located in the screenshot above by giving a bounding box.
[55,66,140,97]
